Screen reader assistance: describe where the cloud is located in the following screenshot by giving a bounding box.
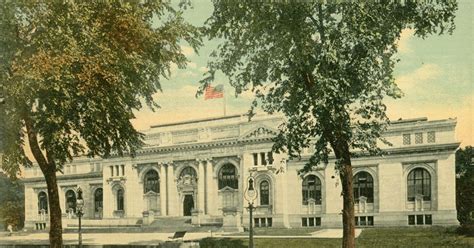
[395,63,442,91]
[397,28,415,54]
[181,45,195,57]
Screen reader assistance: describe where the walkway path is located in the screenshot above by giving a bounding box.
[0,229,363,245]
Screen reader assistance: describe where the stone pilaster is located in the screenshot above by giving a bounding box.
[159,163,167,216]
[167,162,178,216]
[198,160,206,213]
[206,158,215,215]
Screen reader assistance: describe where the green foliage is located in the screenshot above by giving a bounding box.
[0,1,202,176]
[456,146,474,228]
[0,173,24,230]
[201,1,457,172]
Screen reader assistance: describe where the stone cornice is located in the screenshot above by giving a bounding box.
[22,171,102,183]
[295,142,460,163]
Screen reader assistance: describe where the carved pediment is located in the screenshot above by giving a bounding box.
[240,125,277,141]
[219,186,238,193]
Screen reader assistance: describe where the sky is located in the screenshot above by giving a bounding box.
[132,1,473,146]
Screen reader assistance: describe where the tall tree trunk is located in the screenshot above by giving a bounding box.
[24,115,63,247]
[44,168,63,247]
[333,139,355,248]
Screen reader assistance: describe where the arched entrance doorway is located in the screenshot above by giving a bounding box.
[177,166,198,216]
[183,195,194,216]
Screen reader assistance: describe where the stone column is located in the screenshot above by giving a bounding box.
[167,162,178,216]
[206,159,215,215]
[198,160,206,214]
[160,163,167,216]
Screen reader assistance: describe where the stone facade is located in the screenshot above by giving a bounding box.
[22,114,459,230]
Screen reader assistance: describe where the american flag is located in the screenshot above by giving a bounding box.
[204,84,224,100]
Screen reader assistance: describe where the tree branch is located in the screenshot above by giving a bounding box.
[23,113,50,174]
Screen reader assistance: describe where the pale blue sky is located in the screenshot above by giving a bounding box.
[133,1,473,146]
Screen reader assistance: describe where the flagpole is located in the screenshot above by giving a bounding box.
[223,84,227,116]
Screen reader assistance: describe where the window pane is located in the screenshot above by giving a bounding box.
[416,215,424,225]
[355,217,359,226]
[316,217,321,226]
[360,216,366,226]
[302,218,307,227]
[254,218,259,227]
[253,153,258,166]
[408,215,415,225]
[268,218,272,227]
[368,216,374,226]
[309,217,314,226]
[261,153,267,165]
[425,215,432,225]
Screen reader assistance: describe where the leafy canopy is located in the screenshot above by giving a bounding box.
[0,1,201,176]
[201,1,457,171]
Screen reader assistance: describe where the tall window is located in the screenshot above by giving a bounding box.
[407,168,431,201]
[218,164,238,189]
[353,171,374,203]
[302,175,322,205]
[65,190,76,213]
[144,170,160,193]
[260,180,270,205]
[117,188,124,211]
[38,192,48,214]
[94,188,103,213]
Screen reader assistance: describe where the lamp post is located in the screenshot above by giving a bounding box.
[76,187,84,248]
[244,175,257,248]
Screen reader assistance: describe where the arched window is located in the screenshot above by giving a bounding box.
[38,192,48,214]
[407,168,431,201]
[218,164,238,190]
[144,170,160,193]
[302,175,322,205]
[65,190,76,213]
[353,171,374,203]
[94,188,103,213]
[180,166,197,178]
[116,188,124,211]
[260,180,270,205]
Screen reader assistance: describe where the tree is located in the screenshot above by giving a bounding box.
[0,1,201,246]
[0,173,24,231]
[456,146,474,233]
[201,1,456,247]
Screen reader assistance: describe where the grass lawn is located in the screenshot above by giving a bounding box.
[201,227,474,248]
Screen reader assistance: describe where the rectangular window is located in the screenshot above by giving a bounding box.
[309,217,314,226]
[254,218,259,227]
[415,133,423,144]
[121,164,125,176]
[110,166,114,177]
[425,215,432,225]
[355,217,359,226]
[403,134,411,145]
[267,152,274,165]
[315,217,321,226]
[261,218,266,227]
[368,216,374,226]
[427,131,436,143]
[408,215,415,225]
[253,153,258,166]
[302,218,308,227]
[261,153,267,165]
[360,216,367,226]
[416,215,424,225]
